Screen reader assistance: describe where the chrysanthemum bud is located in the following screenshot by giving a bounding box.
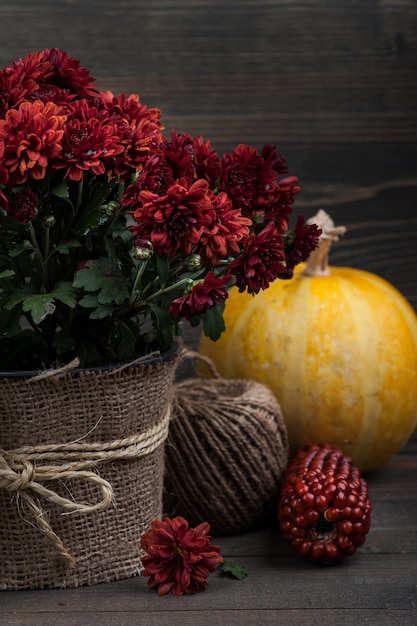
[186,279,203,292]
[251,212,265,227]
[133,238,154,260]
[186,254,202,271]
[131,171,140,185]
[104,200,120,216]
[76,259,95,272]
[42,215,56,228]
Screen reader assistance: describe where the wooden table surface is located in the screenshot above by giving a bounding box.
[1,435,416,626]
[1,1,416,624]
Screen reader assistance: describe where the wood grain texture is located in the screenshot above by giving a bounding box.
[2,611,416,626]
[0,1,416,623]
[1,0,416,148]
[0,0,415,306]
[1,440,416,624]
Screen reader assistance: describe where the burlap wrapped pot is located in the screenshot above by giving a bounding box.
[0,348,179,590]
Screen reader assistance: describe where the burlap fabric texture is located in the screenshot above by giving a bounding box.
[164,353,290,535]
[0,348,179,590]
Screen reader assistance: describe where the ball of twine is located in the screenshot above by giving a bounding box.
[164,353,290,535]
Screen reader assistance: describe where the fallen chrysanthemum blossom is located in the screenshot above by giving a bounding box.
[140,516,223,595]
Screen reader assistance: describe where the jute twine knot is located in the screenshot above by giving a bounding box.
[3,458,36,491]
[164,351,290,535]
[0,407,171,569]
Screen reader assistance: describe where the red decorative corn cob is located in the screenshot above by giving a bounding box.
[278,443,372,565]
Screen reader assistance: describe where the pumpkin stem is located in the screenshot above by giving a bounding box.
[302,210,346,276]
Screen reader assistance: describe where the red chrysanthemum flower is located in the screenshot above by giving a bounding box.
[262,175,301,233]
[5,188,38,223]
[131,178,215,257]
[169,271,231,320]
[28,84,76,106]
[43,48,100,98]
[140,516,223,596]
[99,91,164,179]
[114,118,164,179]
[9,50,54,95]
[52,99,124,181]
[192,135,221,186]
[0,139,8,185]
[100,90,163,127]
[282,215,322,278]
[0,100,66,184]
[261,144,289,175]
[0,50,55,117]
[120,152,175,214]
[0,67,30,118]
[164,130,195,183]
[137,152,176,195]
[229,221,286,293]
[13,50,53,75]
[7,50,76,108]
[219,144,280,215]
[199,191,252,266]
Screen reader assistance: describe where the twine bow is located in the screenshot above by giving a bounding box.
[0,407,171,568]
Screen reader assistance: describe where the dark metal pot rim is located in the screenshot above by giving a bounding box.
[0,345,179,379]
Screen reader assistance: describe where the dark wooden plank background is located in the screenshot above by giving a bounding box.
[0,2,416,624]
[0,0,416,307]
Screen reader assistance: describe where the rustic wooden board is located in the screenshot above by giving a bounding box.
[0,1,416,304]
[1,439,416,624]
[0,1,416,623]
[1,1,416,148]
[1,0,412,147]
[2,609,416,626]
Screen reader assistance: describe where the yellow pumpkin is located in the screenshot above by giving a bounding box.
[199,212,417,472]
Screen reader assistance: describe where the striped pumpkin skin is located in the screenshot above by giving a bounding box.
[199,263,417,472]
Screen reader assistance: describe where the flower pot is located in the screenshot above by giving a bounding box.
[0,348,179,590]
